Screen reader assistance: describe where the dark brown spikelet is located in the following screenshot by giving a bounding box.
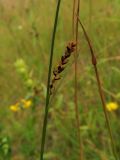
[50,41,76,94]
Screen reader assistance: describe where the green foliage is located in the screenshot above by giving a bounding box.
[0,136,11,160]
[0,0,120,160]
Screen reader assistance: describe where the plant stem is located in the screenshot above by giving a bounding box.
[72,0,76,35]
[89,0,92,33]
[77,17,118,160]
[74,0,83,160]
[40,1,61,159]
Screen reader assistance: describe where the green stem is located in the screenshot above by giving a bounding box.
[40,1,61,160]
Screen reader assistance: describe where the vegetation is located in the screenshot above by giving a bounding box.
[0,0,120,160]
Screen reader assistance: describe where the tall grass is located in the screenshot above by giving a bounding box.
[77,17,118,160]
[40,0,61,160]
[0,1,120,159]
[73,0,83,160]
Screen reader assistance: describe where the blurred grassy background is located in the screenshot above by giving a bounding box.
[0,0,120,160]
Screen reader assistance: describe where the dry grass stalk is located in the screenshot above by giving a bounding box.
[73,0,83,160]
[72,0,76,35]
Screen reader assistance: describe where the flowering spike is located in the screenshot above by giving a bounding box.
[50,41,76,94]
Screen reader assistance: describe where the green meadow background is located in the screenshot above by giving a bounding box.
[0,0,120,160]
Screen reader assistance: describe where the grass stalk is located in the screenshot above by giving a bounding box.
[40,1,61,159]
[89,0,92,32]
[72,0,76,35]
[77,17,118,160]
[73,0,83,159]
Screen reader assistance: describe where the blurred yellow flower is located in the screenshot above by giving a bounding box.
[10,104,19,112]
[106,102,119,112]
[22,99,32,109]
[9,99,32,112]
[24,100,32,108]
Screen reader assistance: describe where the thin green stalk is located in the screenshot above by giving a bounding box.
[40,1,61,160]
[77,17,118,160]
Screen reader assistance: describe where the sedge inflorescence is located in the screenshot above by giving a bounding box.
[106,102,119,112]
[50,41,76,94]
[10,99,32,112]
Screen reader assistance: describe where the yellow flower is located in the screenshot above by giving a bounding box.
[22,99,32,109]
[10,104,19,112]
[106,102,119,112]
